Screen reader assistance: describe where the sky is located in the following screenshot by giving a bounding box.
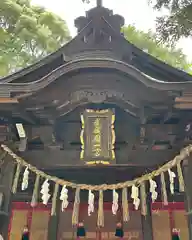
[31,0,192,60]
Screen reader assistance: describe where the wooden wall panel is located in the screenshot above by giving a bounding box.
[9,210,28,240]
[99,210,142,240]
[100,210,117,240]
[30,211,49,240]
[58,210,74,240]
[83,211,98,239]
[152,210,171,240]
[173,210,189,240]
[123,211,143,240]
[9,202,188,240]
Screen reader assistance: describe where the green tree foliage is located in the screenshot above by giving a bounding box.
[0,0,71,76]
[123,25,191,73]
[149,0,192,44]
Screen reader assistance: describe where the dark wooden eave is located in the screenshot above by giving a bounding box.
[0,5,191,123]
[0,20,93,84]
[0,5,191,85]
[0,58,191,97]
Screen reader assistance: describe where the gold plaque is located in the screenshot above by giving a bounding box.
[80,109,115,165]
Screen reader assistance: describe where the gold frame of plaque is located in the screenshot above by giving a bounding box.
[80,109,115,165]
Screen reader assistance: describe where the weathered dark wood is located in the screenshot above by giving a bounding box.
[141,194,153,240]
[0,0,191,93]
[0,155,15,239]
[47,200,60,240]
[19,104,185,168]
[20,147,181,168]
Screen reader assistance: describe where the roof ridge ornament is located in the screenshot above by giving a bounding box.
[82,0,102,6]
[97,0,102,7]
[75,1,124,43]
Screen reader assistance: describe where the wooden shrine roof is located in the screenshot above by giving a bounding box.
[0,5,191,120]
[0,4,192,160]
[0,5,192,87]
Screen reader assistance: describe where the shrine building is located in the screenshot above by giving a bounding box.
[0,1,192,240]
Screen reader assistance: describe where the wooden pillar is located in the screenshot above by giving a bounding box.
[183,158,192,239]
[47,200,60,240]
[141,194,153,240]
[0,155,15,239]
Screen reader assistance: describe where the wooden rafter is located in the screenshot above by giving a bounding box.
[0,98,18,103]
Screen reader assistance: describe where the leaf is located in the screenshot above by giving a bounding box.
[0,0,71,77]
[122,24,192,73]
[150,0,192,43]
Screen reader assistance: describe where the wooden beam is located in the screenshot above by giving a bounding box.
[141,192,153,240]
[0,156,15,239]
[174,103,192,109]
[175,97,192,103]
[47,200,60,240]
[16,123,27,152]
[0,98,18,103]
[139,106,147,124]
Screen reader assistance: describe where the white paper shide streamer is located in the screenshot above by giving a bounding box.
[88,190,95,216]
[112,189,119,215]
[149,179,158,202]
[131,185,140,210]
[41,179,51,205]
[60,185,69,212]
[21,167,29,191]
[168,169,176,194]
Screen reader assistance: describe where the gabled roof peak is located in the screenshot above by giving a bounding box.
[74,5,124,35]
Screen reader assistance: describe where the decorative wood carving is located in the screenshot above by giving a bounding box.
[71,90,124,103]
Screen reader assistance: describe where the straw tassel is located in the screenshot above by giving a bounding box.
[12,163,21,194]
[122,187,130,222]
[140,182,147,216]
[72,188,80,226]
[97,190,104,227]
[0,151,7,162]
[160,172,168,205]
[51,183,59,216]
[31,175,40,207]
[177,162,185,192]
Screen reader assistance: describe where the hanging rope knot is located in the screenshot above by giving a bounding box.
[149,179,158,203]
[88,190,95,216]
[168,169,176,195]
[60,185,69,212]
[21,167,29,191]
[112,189,119,215]
[131,185,140,210]
[40,179,51,205]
